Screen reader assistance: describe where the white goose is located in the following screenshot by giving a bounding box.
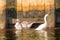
[35,13,49,40]
[35,13,49,30]
[15,19,22,30]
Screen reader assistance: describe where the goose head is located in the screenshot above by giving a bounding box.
[16,19,20,23]
[45,13,49,17]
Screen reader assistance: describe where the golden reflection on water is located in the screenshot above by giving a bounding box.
[0,28,55,40]
[15,29,40,40]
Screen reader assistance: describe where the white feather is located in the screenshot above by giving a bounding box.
[27,22,34,28]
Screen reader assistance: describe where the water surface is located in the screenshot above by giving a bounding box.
[0,28,55,40]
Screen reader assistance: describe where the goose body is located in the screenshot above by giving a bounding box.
[21,21,29,29]
[27,22,34,28]
[21,21,34,29]
[35,23,47,30]
[15,19,22,30]
[35,14,49,30]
